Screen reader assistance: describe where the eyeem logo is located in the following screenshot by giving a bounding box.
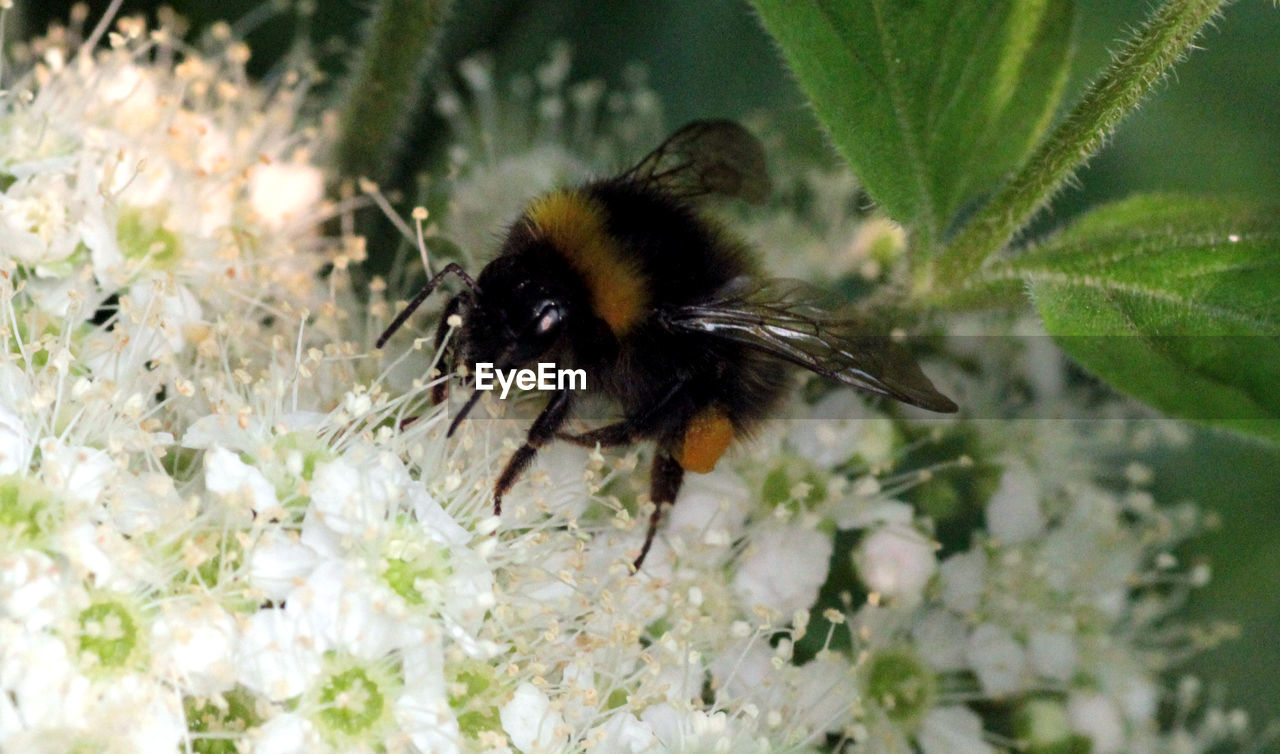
[473,363,587,399]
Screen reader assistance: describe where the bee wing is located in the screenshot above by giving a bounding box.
[662,279,959,413]
[620,120,771,205]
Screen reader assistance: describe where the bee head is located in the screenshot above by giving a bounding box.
[462,254,569,369]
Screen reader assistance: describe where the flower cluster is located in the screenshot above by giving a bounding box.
[0,11,1267,754]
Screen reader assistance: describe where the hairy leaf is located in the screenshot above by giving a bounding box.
[750,0,1074,240]
[1006,195,1280,442]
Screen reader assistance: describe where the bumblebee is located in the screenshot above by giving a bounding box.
[378,120,957,568]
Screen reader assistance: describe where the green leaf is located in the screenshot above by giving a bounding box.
[1005,195,1280,442]
[749,0,1074,240]
[935,0,1231,284]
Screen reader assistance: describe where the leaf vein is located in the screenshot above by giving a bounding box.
[1024,270,1277,330]
[865,0,937,233]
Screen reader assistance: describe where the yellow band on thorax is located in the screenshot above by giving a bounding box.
[526,190,648,335]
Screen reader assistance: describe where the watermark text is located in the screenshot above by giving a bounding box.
[474,362,586,399]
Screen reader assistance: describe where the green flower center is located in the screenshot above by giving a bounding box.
[316,666,387,737]
[117,206,182,267]
[383,546,451,606]
[865,649,935,725]
[449,661,502,739]
[77,599,139,669]
[185,687,262,754]
[0,476,55,546]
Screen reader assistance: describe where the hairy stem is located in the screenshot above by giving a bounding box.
[930,0,1231,293]
[330,0,455,186]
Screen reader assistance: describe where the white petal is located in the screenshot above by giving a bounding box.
[665,468,751,542]
[853,524,937,603]
[235,608,322,701]
[1028,630,1078,682]
[918,706,994,754]
[41,442,115,505]
[912,609,970,672]
[205,446,280,516]
[939,549,986,614]
[310,453,408,536]
[985,462,1044,544]
[586,712,656,753]
[0,406,33,475]
[0,551,65,632]
[1067,692,1126,754]
[250,712,324,754]
[249,162,323,229]
[151,600,238,695]
[286,560,417,659]
[734,523,832,615]
[249,526,321,601]
[500,682,567,753]
[966,623,1027,697]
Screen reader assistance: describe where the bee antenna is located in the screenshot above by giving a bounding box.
[446,388,484,437]
[377,262,478,348]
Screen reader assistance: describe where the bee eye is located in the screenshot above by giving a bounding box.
[534,304,561,335]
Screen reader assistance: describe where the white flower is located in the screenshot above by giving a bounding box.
[39,441,115,506]
[57,518,143,589]
[586,712,658,752]
[0,174,79,271]
[151,599,238,696]
[985,461,1044,544]
[786,391,896,469]
[250,713,325,754]
[911,609,969,672]
[107,472,188,536]
[235,607,323,700]
[665,467,752,547]
[966,623,1027,697]
[395,642,461,754]
[205,446,281,518]
[853,524,937,603]
[310,452,407,537]
[1027,629,1078,682]
[249,162,324,229]
[95,64,162,127]
[1067,692,1126,754]
[939,549,986,614]
[285,559,420,659]
[0,405,32,475]
[500,682,568,753]
[0,551,66,632]
[734,522,832,615]
[182,413,269,452]
[125,276,203,357]
[0,631,89,737]
[249,526,324,601]
[918,706,994,754]
[0,14,1255,753]
[790,653,861,736]
[87,674,186,754]
[640,705,771,754]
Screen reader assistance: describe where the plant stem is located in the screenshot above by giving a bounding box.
[330,0,455,186]
[930,0,1230,293]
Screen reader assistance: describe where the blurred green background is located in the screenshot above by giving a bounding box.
[13,0,1279,728]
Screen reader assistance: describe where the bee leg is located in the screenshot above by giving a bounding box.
[559,380,685,448]
[493,389,573,517]
[429,294,465,405]
[556,420,636,448]
[634,452,685,570]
